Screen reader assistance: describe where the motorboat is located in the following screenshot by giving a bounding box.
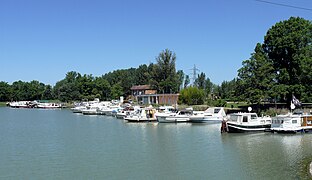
[156,109,192,123]
[124,107,157,122]
[36,102,61,109]
[190,107,226,123]
[225,112,271,133]
[82,104,101,115]
[71,105,87,113]
[9,101,35,108]
[270,112,312,133]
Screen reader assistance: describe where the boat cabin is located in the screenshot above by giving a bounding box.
[228,113,271,124]
[272,114,312,128]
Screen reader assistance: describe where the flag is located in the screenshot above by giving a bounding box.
[292,95,301,107]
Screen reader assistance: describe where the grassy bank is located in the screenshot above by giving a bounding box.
[0,102,7,107]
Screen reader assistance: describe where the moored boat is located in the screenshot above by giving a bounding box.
[225,112,271,133]
[124,107,157,122]
[156,109,192,123]
[36,102,61,109]
[9,101,35,108]
[270,113,312,133]
[190,107,226,123]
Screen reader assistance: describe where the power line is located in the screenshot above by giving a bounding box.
[255,0,312,11]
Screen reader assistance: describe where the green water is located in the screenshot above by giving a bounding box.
[0,107,311,179]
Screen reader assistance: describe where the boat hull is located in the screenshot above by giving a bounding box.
[227,123,271,133]
[157,116,190,123]
[124,117,157,122]
[270,127,312,134]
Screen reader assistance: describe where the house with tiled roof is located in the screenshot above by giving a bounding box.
[130,85,179,105]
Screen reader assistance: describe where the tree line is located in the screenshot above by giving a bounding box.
[1,17,312,106]
[0,49,209,102]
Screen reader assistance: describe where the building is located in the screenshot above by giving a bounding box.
[130,85,179,105]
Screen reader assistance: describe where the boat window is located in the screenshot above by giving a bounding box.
[292,120,297,124]
[229,115,239,122]
[214,109,220,113]
[308,121,312,125]
[243,116,248,122]
[251,114,257,120]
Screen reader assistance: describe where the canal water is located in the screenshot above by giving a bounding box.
[1,107,312,179]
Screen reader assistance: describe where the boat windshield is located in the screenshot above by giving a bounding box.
[214,109,220,113]
[251,114,257,120]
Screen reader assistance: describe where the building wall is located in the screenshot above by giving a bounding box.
[137,94,179,105]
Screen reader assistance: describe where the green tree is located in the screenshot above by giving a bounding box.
[151,49,179,93]
[184,75,190,89]
[94,77,111,100]
[179,86,205,105]
[194,72,206,89]
[53,71,81,102]
[204,77,213,96]
[135,64,151,85]
[237,43,274,103]
[0,81,12,101]
[111,83,123,99]
[42,85,53,100]
[263,17,312,103]
[176,70,184,91]
[11,81,28,101]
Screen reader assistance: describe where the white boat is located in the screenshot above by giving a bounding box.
[37,102,61,109]
[190,107,226,123]
[225,112,271,133]
[71,106,87,113]
[99,105,120,116]
[124,108,157,122]
[9,101,34,108]
[156,109,192,123]
[82,104,101,115]
[270,113,312,133]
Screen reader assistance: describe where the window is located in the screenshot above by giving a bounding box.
[243,116,248,122]
[214,109,220,113]
[292,120,297,124]
[251,114,257,120]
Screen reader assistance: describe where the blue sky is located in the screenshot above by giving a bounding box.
[1,0,311,86]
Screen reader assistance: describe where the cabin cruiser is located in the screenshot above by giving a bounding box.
[99,105,120,116]
[225,112,271,133]
[190,107,226,123]
[82,103,102,115]
[270,112,312,133]
[124,107,157,122]
[9,101,33,108]
[36,102,61,109]
[71,105,87,113]
[156,109,192,123]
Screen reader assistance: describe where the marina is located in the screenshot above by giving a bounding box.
[1,107,312,179]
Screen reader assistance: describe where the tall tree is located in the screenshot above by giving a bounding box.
[0,81,12,101]
[176,70,184,91]
[237,43,274,103]
[263,17,312,103]
[151,49,179,93]
[194,72,206,89]
[204,77,213,97]
[184,75,190,89]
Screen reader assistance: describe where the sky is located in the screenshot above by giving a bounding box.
[1,0,312,86]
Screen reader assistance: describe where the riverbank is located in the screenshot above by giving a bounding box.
[0,102,7,107]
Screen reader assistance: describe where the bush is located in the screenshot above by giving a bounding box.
[179,87,205,105]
